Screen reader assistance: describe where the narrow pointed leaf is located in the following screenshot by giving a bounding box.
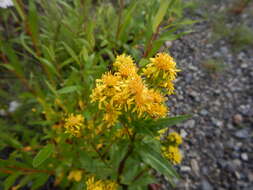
[33,144,54,168]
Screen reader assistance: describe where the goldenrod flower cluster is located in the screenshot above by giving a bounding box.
[142,53,180,95]
[167,132,183,146]
[64,114,84,137]
[162,145,182,165]
[162,132,183,165]
[90,54,169,126]
[86,176,118,190]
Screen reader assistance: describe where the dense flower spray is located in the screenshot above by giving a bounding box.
[64,114,84,137]
[90,53,175,126]
[161,131,183,165]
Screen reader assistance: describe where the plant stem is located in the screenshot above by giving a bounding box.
[0,166,54,175]
[117,133,136,188]
[143,24,161,58]
[116,0,124,40]
[90,141,112,169]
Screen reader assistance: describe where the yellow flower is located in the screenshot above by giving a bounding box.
[64,114,84,137]
[150,53,178,73]
[167,132,182,146]
[101,72,121,87]
[90,72,124,109]
[67,170,83,182]
[103,104,121,126]
[162,146,182,165]
[142,52,180,95]
[114,54,138,78]
[86,176,118,190]
[146,89,168,118]
[127,75,150,117]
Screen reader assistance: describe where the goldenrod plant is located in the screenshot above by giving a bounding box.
[0,0,192,189]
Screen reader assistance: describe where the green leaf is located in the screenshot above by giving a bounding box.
[62,42,80,65]
[109,141,129,169]
[12,0,25,21]
[4,172,22,190]
[131,173,156,187]
[33,144,54,168]
[121,158,141,185]
[134,115,191,134]
[118,1,138,41]
[57,85,81,94]
[137,142,178,185]
[39,58,59,77]
[0,133,23,149]
[1,42,23,75]
[28,0,39,41]
[31,173,49,190]
[152,0,169,32]
[153,115,191,129]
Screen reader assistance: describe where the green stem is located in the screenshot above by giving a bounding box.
[143,24,161,58]
[117,133,136,188]
[116,0,124,40]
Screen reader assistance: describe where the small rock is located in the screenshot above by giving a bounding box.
[189,90,198,97]
[220,47,228,54]
[191,159,200,177]
[237,52,245,61]
[211,118,223,127]
[234,129,250,139]
[234,171,241,179]
[238,104,251,116]
[232,159,242,167]
[213,51,221,57]
[247,172,253,182]
[180,166,191,172]
[200,109,208,116]
[201,167,209,175]
[180,129,188,138]
[217,160,227,169]
[241,63,248,68]
[233,114,243,125]
[241,153,248,161]
[200,179,213,190]
[183,119,196,128]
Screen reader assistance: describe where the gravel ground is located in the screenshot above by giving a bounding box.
[161,1,253,190]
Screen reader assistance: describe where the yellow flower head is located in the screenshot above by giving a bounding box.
[167,132,183,146]
[127,75,145,95]
[114,54,134,68]
[90,72,124,110]
[150,53,177,72]
[64,114,84,137]
[67,170,83,182]
[103,104,121,126]
[100,72,121,87]
[86,176,118,190]
[142,52,180,95]
[162,146,182,165]
[114,54,138,78]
